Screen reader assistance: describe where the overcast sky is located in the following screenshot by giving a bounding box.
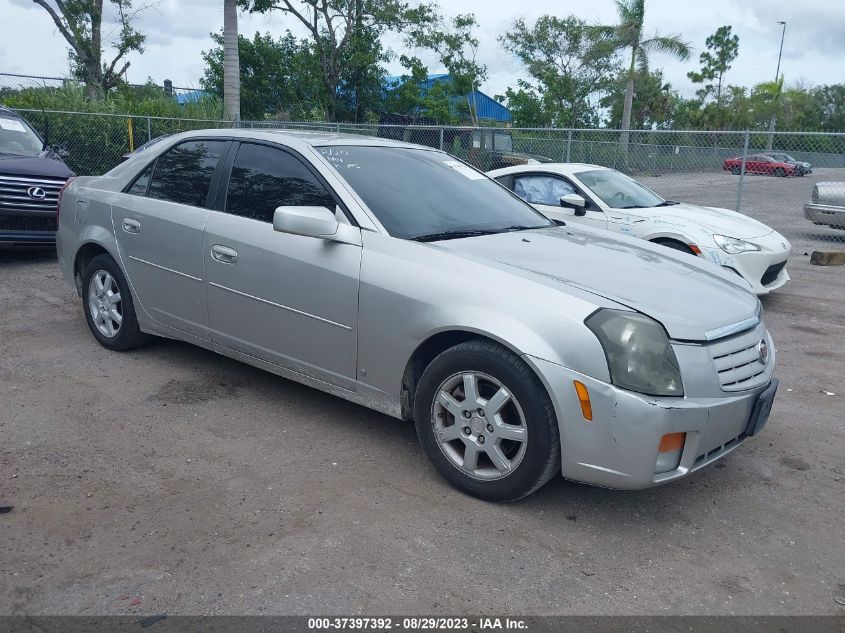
[2,0,843,99]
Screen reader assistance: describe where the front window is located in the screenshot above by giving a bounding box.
[576,169,664,209]
[225,143,336,223]
[513,175,576,206]
[0,115,43,157]
[318,146,552,240]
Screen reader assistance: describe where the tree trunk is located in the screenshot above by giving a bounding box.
[619,48,636,150]
[766,113,776,150]
[85,0,104,99]
[85,64,103,100]
[223,0,240,122]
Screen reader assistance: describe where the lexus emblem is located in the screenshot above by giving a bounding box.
[26,186,47,200]
[757,339,769,364]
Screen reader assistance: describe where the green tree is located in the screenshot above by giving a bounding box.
[240,0,436,121]
[811,84,845,131]
[31,0,146,99]
[500,81,550,127]
[687,25,739,127]
[381,54,428,115]
[201,31,323,120]
[336,23,389,121]
[595,0,691,145]
[412,13,487,125]
[602,67,676,129]
[499,15,619,127]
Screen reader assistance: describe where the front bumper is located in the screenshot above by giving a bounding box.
[701,231,792,295]
[805,203,845,228]
[526,355,775,490]
[0,230,56,248]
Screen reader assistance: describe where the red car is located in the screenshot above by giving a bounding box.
[723,154,798,177]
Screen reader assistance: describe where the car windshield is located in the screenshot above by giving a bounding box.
[318,145,553,240]
[576,168,664,209]
[0,115,43,157]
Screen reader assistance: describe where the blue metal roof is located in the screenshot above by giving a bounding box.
[175,89,209,105]
[383,74,511,122]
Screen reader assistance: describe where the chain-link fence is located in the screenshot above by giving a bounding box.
[9,108,845,252]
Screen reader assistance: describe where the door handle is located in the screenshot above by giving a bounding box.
[122,218,141,233]
[211,244,238,264]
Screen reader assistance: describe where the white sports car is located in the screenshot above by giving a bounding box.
[488,163,791,295]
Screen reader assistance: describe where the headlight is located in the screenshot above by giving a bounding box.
[586,310,684,397]
[713,234,761,254]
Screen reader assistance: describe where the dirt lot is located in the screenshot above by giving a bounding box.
[1,245,844,616]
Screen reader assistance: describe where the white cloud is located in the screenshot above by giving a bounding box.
[1,0,843,99]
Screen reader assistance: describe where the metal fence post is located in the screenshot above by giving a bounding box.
[439,127,444,151]
[565,129,572,163]
[146,115,152,142]
[735,130,750,213]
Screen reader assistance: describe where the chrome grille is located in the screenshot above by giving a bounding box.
[0,173,68,215]
[707,322,771,392]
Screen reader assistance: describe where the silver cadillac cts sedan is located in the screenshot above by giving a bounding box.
[56,129,778,502]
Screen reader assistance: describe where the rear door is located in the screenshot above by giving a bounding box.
[511,173,608,230]
[113,138,229,338]
[203,141,362,389]
[746,155,765,174]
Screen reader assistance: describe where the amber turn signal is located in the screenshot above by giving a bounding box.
[658,432,686,453]
[573,380,592,421]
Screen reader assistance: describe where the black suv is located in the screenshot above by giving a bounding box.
[0,106,74,248]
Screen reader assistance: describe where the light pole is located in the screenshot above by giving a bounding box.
[766,20,786,150]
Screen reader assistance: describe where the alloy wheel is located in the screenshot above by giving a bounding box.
[430,371,528,481]
[88,270,123,338]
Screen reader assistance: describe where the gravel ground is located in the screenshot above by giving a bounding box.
[0,248,843,617]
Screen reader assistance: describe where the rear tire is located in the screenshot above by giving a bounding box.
[730,166,741,175]
[413,339,560,502]
[81,253,152,351]
[774,167,787,177]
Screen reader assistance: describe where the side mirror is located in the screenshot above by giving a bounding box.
[272,206,361,245]
[560,193,587,216]
[273,205,339,239]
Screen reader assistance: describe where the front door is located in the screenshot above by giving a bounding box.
[512,173,608,229]
[204,141,361,389]
[112,139,229,338]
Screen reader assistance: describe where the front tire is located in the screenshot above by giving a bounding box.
[413,339,560,502]
[82,253,151,351]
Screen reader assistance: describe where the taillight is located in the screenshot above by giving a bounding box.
[56,177,75,220]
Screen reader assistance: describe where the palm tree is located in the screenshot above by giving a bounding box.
[597,0,691,148]
[223,0,240,122]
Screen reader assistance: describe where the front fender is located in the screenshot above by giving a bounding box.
[356,232,614,398]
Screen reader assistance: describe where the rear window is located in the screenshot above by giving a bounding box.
[147,140,227,207]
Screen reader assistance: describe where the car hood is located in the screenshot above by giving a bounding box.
[434,226,759,341]
[655,203,773,239]
[0,152,74,178]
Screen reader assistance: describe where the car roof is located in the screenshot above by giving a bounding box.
[165,127,428,150]
[488,162,608,177]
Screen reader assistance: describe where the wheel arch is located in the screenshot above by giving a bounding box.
[648,236,698,255]
[72,233,121,296]
[400,328,544,421]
